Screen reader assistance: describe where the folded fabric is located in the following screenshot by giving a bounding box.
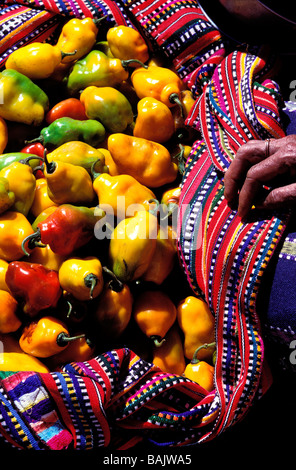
[0,0,292,450]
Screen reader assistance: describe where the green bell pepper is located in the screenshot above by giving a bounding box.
[27,117,106,148]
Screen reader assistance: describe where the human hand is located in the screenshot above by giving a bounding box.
[223,135,296,218]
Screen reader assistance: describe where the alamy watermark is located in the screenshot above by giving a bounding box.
[93,197,193,242]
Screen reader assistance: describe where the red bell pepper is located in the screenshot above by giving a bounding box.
[5,261,62,317]
[21,143,45,178]
[21,142,45,158]
[45,98,88,124]
[21,204,103,257]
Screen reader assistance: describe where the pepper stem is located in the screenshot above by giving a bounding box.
[21,227,46,256]
[43,149,56,174]
[19,155,44,166]
[121,59,148,69]
[191,342,216,365]
[25,136,44,145]
[56,332,86,348]
[60,49,77,60]
[150,335,166,348]
[169,93,184,119]
[102,266,124,292]
[93,15,108,26]
[84,273,98,299]
[148,198,160,216]
[90,158,107,180]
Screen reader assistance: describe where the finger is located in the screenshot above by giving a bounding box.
[256,183,296,211]
[237,151,296,217]
[224,139,273,203]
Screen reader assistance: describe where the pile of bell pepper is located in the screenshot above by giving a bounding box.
[0,17,216,391]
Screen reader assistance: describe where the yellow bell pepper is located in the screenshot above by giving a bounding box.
[98,148,119,176]
[92,172,156,219]
[177,296,216,361]
[5,43,76,80]
[56,17,104,63]
[0,290,21,334]
[46,141,107,174]
[184,343,216,392]
[0,160,37,216]
[43,152,95,205]
[142,225,177,285]
[152,325,186,375]
[58,256,104,301]
[0,211,34,261]
[80,86,134,133]
[29,178,58,218]
[0,176,15,215]
[28,245,66,272]
[0,117,8,154]
[107,133,178,188]
[0,69,49,126]
[133,97,175,144]
[0,333,49,372]
[108,210,158,282]
[133,289,177,346]
[131,65,184,110]
[93,280,133,341]
[106,25,149,65]
[19,316,85,358]
[0,259,9,292]
[46,335,96,371]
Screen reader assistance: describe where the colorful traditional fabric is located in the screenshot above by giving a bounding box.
[0,0,292,450]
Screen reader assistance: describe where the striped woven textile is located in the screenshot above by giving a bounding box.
[0,0,292,450]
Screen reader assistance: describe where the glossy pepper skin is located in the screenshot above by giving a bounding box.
[5,261,62,317]
[0,152,41,171]
[131,65,184,109]
[46,141,107,174]
[109,210,158,282]
[29,178,57,218]
[0,69,49,125]
[66,50,143,95]
[152,325,186,375]
[184,343,216,392]
[80,86,134,133]
[5,43,76,80]
[46,335,96,370]
[0,289,21,334]
[142,225,177,285]
[92,172,156,219]
[0,259,9,291]
[56,17,103,63]
[0,211,34,261]
[0,117,8,153]
[43,152,95,205]
[177,296,215,361]
[93,275,133,341]
[0,333,49,372]
[0,158,38,216]
[0,176,15,214]
[107,133,178,188]
[106,25,149,65]
[133,97,175,144]
[133,290,177,346]
[22,204,103,257]
[19,316,85,358]
[59,256,104,301]
[28,117,105,149]
[45,98,88,124]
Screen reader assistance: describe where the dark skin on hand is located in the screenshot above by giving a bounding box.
[210,1,296,219]
[224,136,296,219]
